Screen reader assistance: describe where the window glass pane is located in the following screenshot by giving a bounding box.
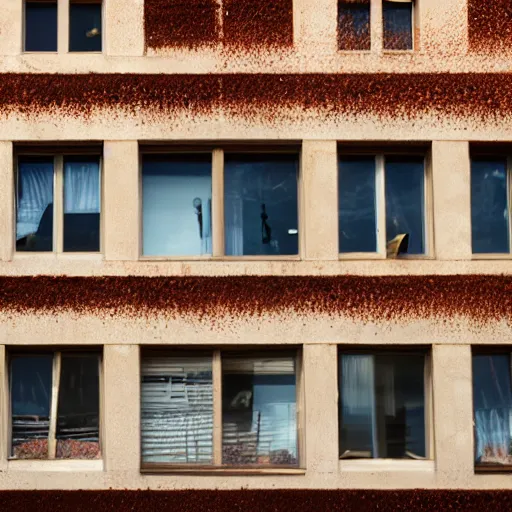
[383,1,413,50]
[224,155,299,256]
[339,352,425,459]
[471,159,510,254]
[141,355,213,464]
[338,2,371,51]
[385,157,425,255]
[10,355,53,459]
[56,355,100,459]
[25,2,58,52]
[16,157,54,252]
[64,157,101,252]
[473,354,512,466]
[339,156,377,253]
[142,155,212,257]
[69,3,102,52]
[222,355,297,466]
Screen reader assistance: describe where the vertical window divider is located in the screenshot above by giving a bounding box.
[212,149,225,258]
[54,154,64,253]
[97,353,105,460]
[370,0,384,53]
[295,348,305,467]
[507,156,512,253]
[212,349,223,465]
[424,352,434,460]
[48,351,62,459]
[375,155,387,257]
[57,0,69,53]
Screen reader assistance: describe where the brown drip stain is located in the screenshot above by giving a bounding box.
[0,275,509,325]
[468,0,512,52]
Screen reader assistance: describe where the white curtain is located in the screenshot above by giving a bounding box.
[475,408,511,463]
[201,198,212,255]
[64,160,100,214]
[16,161,54,240]
[225,194,243,256]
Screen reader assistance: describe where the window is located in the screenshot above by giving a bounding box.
[16,152,101,253]
[10,351,101,460]
[338,1,371,51]
[338,153,428,257]
[471,158,511,254]
[69,1,103,52]
[141,350,301,469]
[473,352,512,470]
[24,2,58,52]
[383,0,413,50]
[339,350,429,460]
[141,148,300,258]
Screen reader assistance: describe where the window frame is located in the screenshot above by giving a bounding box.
[337,347,433,463]
[337,0,372,53]
[140,347,305,474]
[382,0,415,53]
[7,348,103,462]
[14,146,104,256]
[23,0,58,54]
[337,147,433,260]
[68,0,104,54]
[138,144,303,261]
[470,155,512,260]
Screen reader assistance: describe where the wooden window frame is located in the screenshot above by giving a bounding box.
[337,347,433,461]
[14,147,104,256]
[338,149,434,260]
[7,349,103,461]
[470,156,512,260]
[138,145,303,262]
[140,347,305,475]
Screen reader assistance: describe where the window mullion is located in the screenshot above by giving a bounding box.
[212,148,225,258]
[212,349,223,466]
[54,155,64,253]
[371,0,384,53]
[375,155,387,256]
[48,351,62,460]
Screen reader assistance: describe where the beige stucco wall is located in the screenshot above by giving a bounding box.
[0,0,510,493]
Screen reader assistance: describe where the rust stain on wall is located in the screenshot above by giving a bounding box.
[468,0,512,51]
[0,275,509,325]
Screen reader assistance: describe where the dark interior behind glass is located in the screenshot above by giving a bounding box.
[25,2,58,52]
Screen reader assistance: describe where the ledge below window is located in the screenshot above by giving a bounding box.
[339,459,435,472]
[141,465,306,476]
[8,459,103,472]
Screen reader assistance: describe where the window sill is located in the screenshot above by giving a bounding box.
[139,255,302,262]
[141,465,306,476]
[339,459,434,472]
[13,252,103,261]
[472,253,512,260]
[8,459,103,472]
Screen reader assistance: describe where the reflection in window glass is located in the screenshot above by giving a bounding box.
[25,2,58,52]
[141,356,214,464]
[142,155,212,257]
[339,353,425,459]
[473,354,512,466]
[471,159,510,254]
[385,157,425,255]
[222,355,297,466]
[16,158,54,252]
[10,356,53,459]
[64,157,101,252]
[383,1,413,50]
[339,157,377,253]
[224,155,299,256]
[69,3,102,52]
[338,2,371,51]
[56,355,100,459]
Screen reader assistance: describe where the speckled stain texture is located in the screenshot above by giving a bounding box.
[468,0,512,52]
[3,490,512,511]
[0,275,509,325]
[3,73,512,122]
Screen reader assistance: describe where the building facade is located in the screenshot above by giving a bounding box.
[0,0,511,499]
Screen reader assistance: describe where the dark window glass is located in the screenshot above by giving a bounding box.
[473,354,512,466]
[69,3,102,52]
[339,353,425,459]
[142,155,212,256]
[385,157,425,255]
[10,356,53,459]
[16,157,54,252]
[383,1,413,50]
[224,155,299,256]
[339,156,377,253]
[63,156,101,252]
[25,2,58,52]
[471,159,510,254]
[222,355,297,466]
[338,2,371,51]
[56,355,100,459]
